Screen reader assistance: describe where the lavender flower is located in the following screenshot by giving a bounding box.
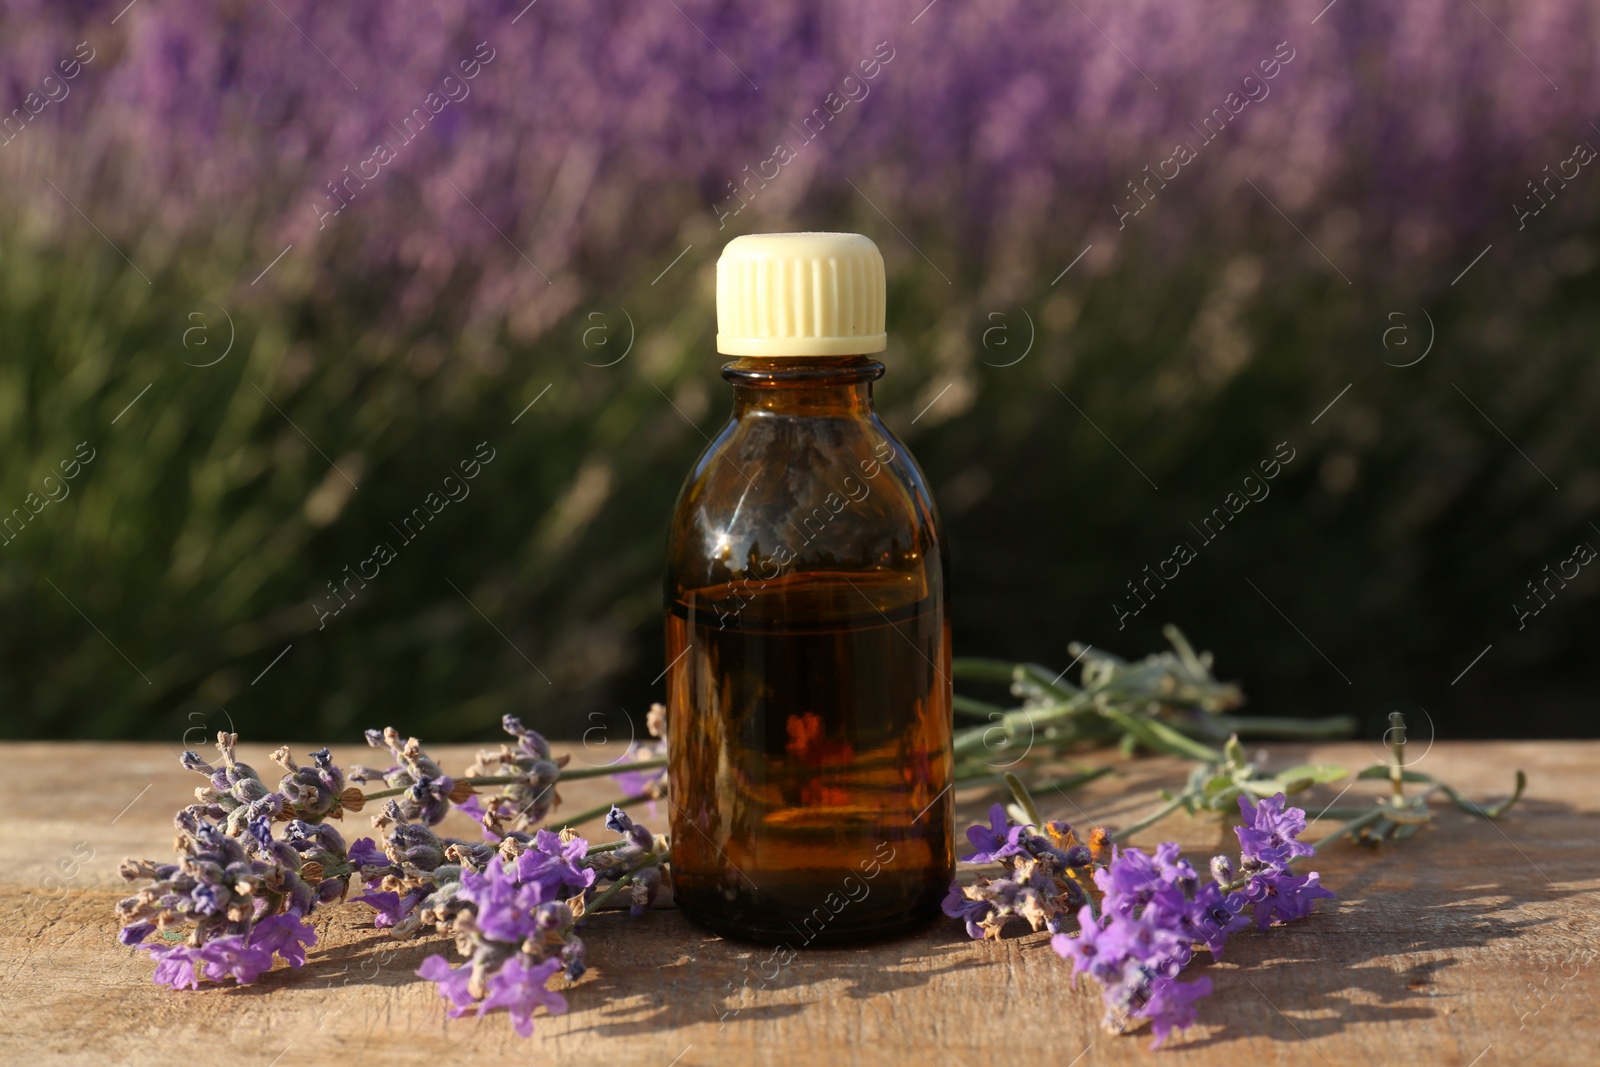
[141,942,204,991]
[420,807,664,1014]
[119,811,321,988]
[459,857,554,943]
[412,844,584,1035]
[384,818,447,871]
[346,836,391,873]
[401,775,461,826]
[514,829,597,898]
[179,733,282,834]
[1140,976,1214,1049]
[417,954,476,1013]
[941,883,992,940]
[962,803,1028,864]
[350,887,427,929]
[1185,880,1251,958]
[273,746,365,821]
[1244,869,1336,930]
[284,820,352,904]
[591,807,667,916]
[941,808,1094,939]
[249,912,318,967]
[351,727,468,825]
[1235,793,1315,869]
[481,957,570,1038]
[945,793,1333,1048]
[465,715,568,832]
[1050,905,1125,987]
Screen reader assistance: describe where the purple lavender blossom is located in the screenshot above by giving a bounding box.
[608,733,668,812]
[416,955,477,1015]
[1184,881,1251,958]
[603,805,654,851]
[413,836,596,1035]
[1030,793,1331,1046]
[962,803,1027,864]
[140,942,204,991]
[386,821,446,870]
[118,921,155,947]
[625,866,663,918]
[945,807,1095,939]
[351,727,447,794]
[458,859,550,944]
[273,746,353,820]
[1142,975,1214,1049]
[249,911,317,967]
[1092,845,1163,915]
[480,956,569,1038]
[401,775,457,826]
[941,882,992,939]
[178,733,281,832]
[346,836,390,871]
[514,829,597,897]
[1245,869,1337,930]
[198,935,275,984]
[351,888,425,929]
[1236,793,1315,869]
[610,763,667,804]
[465,715,566,831]
[1050,905,1124,987]
[119,809,325,988]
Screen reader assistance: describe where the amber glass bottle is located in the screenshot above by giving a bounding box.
[665,232,953,945]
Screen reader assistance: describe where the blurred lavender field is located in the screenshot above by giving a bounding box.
[2,0,1597,741]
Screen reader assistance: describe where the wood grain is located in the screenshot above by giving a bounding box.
[2,740,1596,1065]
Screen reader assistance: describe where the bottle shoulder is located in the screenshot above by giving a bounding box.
[666,411,944,604]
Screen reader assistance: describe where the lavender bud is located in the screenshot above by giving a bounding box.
[1210,855,1233,883]
[534,902,571,931]
[118,921,154,946]
[604,805,635,835]
[629,866,662,916]
[1174,859,1199,895]
[561,939,587,980]
[191,884,225,916]
[180,751,215,774]
[402,776,453,825]
[389,824,446,870]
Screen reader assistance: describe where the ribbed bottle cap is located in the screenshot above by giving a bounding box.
[716,232,887,357]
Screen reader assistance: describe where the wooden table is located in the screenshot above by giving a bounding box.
[2,740,1595,1065]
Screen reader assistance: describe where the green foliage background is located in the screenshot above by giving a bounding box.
[4,212,1596,742]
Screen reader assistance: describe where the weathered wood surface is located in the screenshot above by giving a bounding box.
[2,740,1596,1065]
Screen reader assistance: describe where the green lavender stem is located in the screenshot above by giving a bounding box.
[358,758,668,802]
[547,793,652,832]
[1109,793,1190,843]
[358,775,515,802]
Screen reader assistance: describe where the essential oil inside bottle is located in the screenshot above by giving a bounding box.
[665,233,953,945]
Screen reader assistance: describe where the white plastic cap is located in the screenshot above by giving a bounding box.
[716,231,888,357]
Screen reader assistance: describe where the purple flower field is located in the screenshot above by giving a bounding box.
[2,1,1597,739]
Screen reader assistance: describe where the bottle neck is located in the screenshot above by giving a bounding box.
[722,356,883,417]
